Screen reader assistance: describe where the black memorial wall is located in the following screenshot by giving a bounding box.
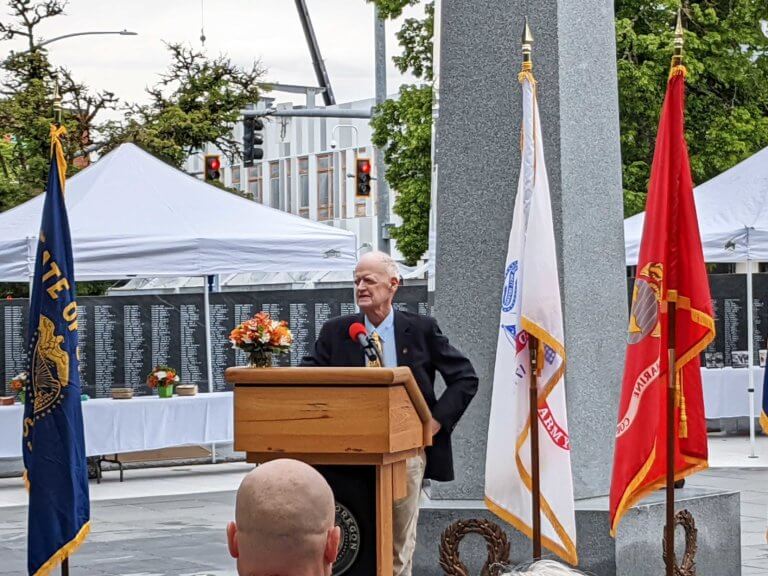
[1,286,429,397]
[626,273,768,369]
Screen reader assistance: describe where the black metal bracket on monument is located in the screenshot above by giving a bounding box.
[439,519,511,576]
[662,509,698,576]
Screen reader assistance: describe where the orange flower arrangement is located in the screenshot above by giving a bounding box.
[146,365,179,389]
[9,371,27,400]
[229,311,293,366]
[9,371,26,394]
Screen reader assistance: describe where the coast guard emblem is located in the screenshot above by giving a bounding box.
[501,260,519,313]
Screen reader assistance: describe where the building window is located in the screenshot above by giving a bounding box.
[231,164,241,188]
[285,161,292,214]
[317,154,333,221]
[248,164,262,203]
[299,157,309,218]
[270,162,280,209]
[339,153,346,219]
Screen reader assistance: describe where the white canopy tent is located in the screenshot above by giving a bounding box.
[0,143,356,281]
[625,145,768,456]
[0,143,357,388]
[625,145,768,264]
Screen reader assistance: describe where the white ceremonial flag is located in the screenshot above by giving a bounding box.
[484,68,578,565]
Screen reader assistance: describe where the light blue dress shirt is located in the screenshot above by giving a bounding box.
[364,308,397,367]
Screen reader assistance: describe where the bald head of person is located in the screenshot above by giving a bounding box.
[227,459,340,576]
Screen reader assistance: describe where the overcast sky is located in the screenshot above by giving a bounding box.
[1,0,424,113]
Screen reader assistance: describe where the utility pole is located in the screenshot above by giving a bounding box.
[374,6,391,254]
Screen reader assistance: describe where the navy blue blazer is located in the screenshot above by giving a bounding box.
[301,310,478,482]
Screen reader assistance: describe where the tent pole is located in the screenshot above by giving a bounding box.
[747,247,757,458]
[203,275,214,393]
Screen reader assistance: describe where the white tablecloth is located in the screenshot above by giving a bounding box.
[0,392,233,459]
[702,367,765,419]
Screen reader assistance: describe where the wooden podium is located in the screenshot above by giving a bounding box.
[226,366,432,576]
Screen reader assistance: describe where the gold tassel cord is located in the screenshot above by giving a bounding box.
[518,61,536,85]
[669,65,687,79]
[677,370,688,439]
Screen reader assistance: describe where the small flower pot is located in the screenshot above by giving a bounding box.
[157,385,174,398]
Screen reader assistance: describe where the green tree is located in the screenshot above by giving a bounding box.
[103,43,264,168]
[0,1,263,296]
[370,0,768,245]
[617,1,768,216]
[368,1,434,265]
[0,0,117,212]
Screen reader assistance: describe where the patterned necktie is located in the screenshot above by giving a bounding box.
[367,331,384,367]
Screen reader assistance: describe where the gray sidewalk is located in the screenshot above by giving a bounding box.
[0,491,237,576]
[0,438,766,576]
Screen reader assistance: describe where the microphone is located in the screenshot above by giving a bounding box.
[348,322,383,365]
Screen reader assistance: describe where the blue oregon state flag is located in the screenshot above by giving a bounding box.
[24,125,90,575]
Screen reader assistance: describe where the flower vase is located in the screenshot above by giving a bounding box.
[157,384,174,398]
[248,350,273,368]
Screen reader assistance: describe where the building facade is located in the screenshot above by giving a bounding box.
[185,96,405,261]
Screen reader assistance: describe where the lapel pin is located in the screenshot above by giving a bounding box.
[402,347,409,355]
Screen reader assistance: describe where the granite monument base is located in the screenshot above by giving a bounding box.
[415,488,740,575]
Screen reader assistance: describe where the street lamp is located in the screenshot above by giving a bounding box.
[330,124,359,151]
[10,29,138,55]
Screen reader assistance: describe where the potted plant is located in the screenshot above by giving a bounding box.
[9,371,27,404]
[229,311,293,367]
[146,366,179,398]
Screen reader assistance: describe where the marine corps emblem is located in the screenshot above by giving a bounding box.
[627,262,663,345]
[32,314,70,417]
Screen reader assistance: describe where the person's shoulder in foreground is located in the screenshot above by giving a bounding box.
[227,459,340,576]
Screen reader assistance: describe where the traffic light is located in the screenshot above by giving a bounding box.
[243,117,264,167]
[204,154,221,182]
[355,157,372,197]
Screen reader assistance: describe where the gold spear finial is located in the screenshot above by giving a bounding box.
[522,17,534,69]
[52,74,62,126]
[672,8,684,67]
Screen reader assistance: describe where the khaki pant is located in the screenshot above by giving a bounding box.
[392,451,426,576]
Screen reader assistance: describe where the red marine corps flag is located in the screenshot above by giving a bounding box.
[609,18,715,536]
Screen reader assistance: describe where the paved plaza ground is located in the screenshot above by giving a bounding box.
[0,437,766,575]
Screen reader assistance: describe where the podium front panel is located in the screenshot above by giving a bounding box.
[316,465,377,576]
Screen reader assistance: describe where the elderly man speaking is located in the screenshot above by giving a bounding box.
[303,250,478,575]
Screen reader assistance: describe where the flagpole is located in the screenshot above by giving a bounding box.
[521,19,543,561]
[665,13,684,576]
[53,77,74,576]
[666,300,677,576]
[529,334,542,560]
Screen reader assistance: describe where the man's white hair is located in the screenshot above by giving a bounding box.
[359,250,400,279]
[504,560,586,576]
